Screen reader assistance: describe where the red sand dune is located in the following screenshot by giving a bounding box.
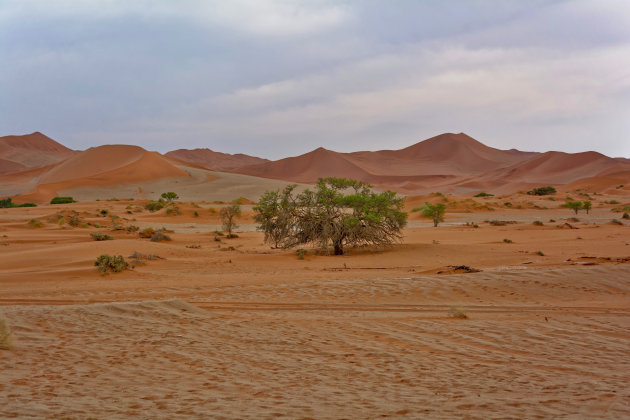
[165,148,269,171]
[0,132,75,174]
[14,145,189,202]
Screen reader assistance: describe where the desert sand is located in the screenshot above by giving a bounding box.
[1,197,629,419]
[1,132,630,418]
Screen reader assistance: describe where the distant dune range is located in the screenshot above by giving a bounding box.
[1,131,629,202]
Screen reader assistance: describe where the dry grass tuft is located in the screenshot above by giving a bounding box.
[448,307,468,319]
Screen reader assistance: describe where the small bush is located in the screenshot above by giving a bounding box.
[527,186,556,196]
[68,216,81,227]
[145,201,165,212]
[0,316,11,350]
[296,248,306,259]
[474,192,494,197]
[611,219,624,225]
[90,232,113,241]
[535,250,545,256]
[488,220,507,226]
[28,218,43,228]
[94,254,129,274]
[503,238,513,243]
[213,230,224,236]
[100,209,109,216]
[126,225,139,232]
[448,307,468,319]
[150,232,171,242]
[622,212,630,220]
[532,220,544,226]
[50,196,76,204]
[411,206,423,212]
[129,251,163,260]
[503,202,512,207]
[139,227,155,238]
[607,200,620,205]
[194,210,199,217]
[165,206,182,216]
[214,236,221,242]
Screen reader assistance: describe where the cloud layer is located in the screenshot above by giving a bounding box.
[1,0,629,158]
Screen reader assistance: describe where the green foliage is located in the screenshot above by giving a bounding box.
[535,250,545,256]
[532,220,544,226]
[145,201,165,212]
[28,218,43,228]
[622,212,630,220]
[50,196,76,204]
[296,249,306,259]
[422,202,446,227]
[193,210,199,217]
[254,178,407,255]
[504,202,512,207]
[220,204,242,237]
[503,238,513,243]
[527,186,556,196]
[94,254,129,274]
[160,192,179,203]
[411,206,424,212]
[90,232,113,241]
[606,200,620,205]
[565,201,584,215]
[582,200,592,214]
[0,198,36,208]
[474,192,494,197]
[165,206,182,216]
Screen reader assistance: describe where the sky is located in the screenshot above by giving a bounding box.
[1,0,629,159]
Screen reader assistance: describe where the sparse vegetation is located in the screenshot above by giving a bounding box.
[90,232,113,241]
[94,254,129,274]
[161,192,179,203]
[220,204,241,238]
[527,186,556,196]
[145,200,165,212]
[623,212,630,220]
[611,219,624,225]
[139,227,155,238]
[50,196,76,204]
[565,201,584,215]
[150,232,172,242]
[296,249,306,259]
[503,238,513,243]
[422,202,446,227]
[535,250,545,256]
[448,307,468,319]
[254,178,407,255]
[582,200,592,214]
[0,198,37,208]
[474,192,494,197]
[165,206,182,216]
[28,218,43,228]
[532,220,544,226]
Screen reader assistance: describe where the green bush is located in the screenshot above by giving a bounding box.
[50,196,76,204]
[165,206,182,216]
[622,212,630,220]
[532,220,544,226]
[94,254,129,274]
[503,238,513,243]
[1,198,37,208]
[527,186,556,196]
[474,192,494,197]
[139,227,155,238]
[145,201,165,212]
[90,232,113,241]
[296,249,306,259]
[28,218,43,228]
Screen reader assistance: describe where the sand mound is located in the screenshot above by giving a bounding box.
[0,132,74,173]
[166,148,269,171]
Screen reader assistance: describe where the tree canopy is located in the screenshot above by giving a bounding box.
[254,178,408,255]
[422,202,446,227]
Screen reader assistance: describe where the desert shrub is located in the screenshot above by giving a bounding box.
[564,201,584,215]
[94,254,129,274]
[208,207,217,214]
[126,225,139,232]
[503,238,513,243]
[622,212,630,220]
[582,200,592,214]
[611,219,624,225]
[50,196,76,204]
[411,206,423,212]
[488,220,506,226]
[474,192,494,197]
[296,249,306,259]
[527,186,556,196]
[220,204,241,237]
[165,206,182,216]
[145,201,165,212]
[160,192,179,203]
[68,216,81,227]
[150,232,171,242]
[129,251,162,260]
[0,316,11,350]
[448,307,468,319]
[535,250,545,256]
[422,202,446,227]
[90,232,113,241]
[214,236,221,242]
[1,198,36,208]
[532,220,544,226]
[606,200,620,205]
[100,209,109,216]
[503,202,512,207]
[28,218,43,228]
[213,230,224,236]
[194,210,199,217]
[139,227,155,238]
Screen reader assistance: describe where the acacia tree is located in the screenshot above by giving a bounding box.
[161,192,179,203]
[254,177,408,255]
[220,204,241,238]
[583,200,592,214]
[422,202,446,227]
[565,201,583,215]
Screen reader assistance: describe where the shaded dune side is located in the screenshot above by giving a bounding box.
[165,148,269,171]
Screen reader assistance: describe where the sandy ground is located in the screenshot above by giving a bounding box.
[1,200,629,419]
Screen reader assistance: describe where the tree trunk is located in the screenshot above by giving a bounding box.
[334,242,344,255]
[433,218,438,227]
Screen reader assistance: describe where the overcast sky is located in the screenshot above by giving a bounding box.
[1,0,629,159]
